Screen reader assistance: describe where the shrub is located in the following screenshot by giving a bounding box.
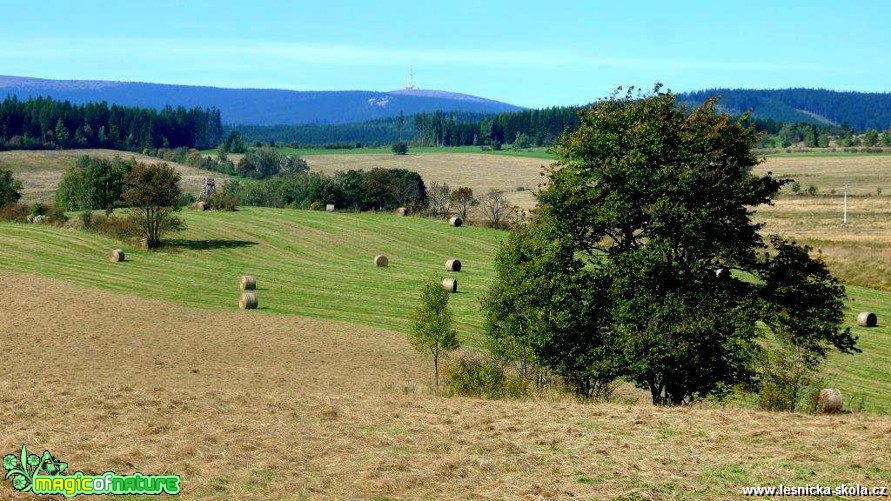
[209,192,238,211]
[757,342,825,413]
[391,142,408,155]
[444,353,528,399]
[179,192,197,207]
[0,203,66,224]
[83,212,137,240]
[0,203,30,222]
[309,201,323,211]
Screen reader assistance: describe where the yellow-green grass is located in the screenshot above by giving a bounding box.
[0,149,210,204]
[2,272,890,500]
[0,207,503,342]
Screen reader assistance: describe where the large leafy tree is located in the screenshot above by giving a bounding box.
[122,162,185,249]
[486,86,858,405]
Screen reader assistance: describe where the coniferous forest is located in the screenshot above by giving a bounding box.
[0,96,223,151]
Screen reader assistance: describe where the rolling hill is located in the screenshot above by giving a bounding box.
[0,75,524,126]
[679,88,891,131]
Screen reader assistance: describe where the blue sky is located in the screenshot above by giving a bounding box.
[2,0,889,108]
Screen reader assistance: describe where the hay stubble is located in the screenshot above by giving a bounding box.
[1,272,890,500]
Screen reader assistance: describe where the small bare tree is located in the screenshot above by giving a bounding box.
[480,189,511,228]
[428,181,451,217]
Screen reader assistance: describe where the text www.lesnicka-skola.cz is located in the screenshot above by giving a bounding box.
[742,484,888,497]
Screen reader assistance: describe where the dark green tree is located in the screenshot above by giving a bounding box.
[0,169,23,207]
[409,279,460,389]
[391,141,408,155]
[122,162,185,249]
[486,86,858,405]
[864,128,879,147]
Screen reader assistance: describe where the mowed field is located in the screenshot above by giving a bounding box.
[1,273,890,500]
[0,208,503,339]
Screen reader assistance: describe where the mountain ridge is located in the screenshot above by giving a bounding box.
[0,75,524,126]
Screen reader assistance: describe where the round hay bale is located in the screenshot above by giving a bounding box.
[442,278,458,293]
[395,207,408,216]
[817,388,843,414]
[373,255,389,267]
[240,275,257,291]
[449,216,463,227]
[445,259,462,272]
[857,311,877,327]
[109,249,125,262]
[239,292,258,310]
[195,201,208,211]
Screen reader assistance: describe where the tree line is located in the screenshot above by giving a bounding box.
[679,88,891,132]
[0,96,223,151]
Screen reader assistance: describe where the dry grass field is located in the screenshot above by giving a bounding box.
[755,154,891,197]
[308,153,546,210]
[2,272,890,500]
[0,149,208,203]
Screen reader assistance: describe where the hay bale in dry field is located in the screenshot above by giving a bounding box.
[449,216,463,227]
[857,311,877,327]
[442,278,457,293]
[240,275,257,291]
[109,249,125,262]
[395,207,408,216]
[817,388,843,413]
[239,292,258,310]
[446,259,462,272]
[373,255,389,267]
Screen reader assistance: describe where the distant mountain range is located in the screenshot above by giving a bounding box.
[678,88,891,132]
[2,76,890,132]
[0,75,524,126]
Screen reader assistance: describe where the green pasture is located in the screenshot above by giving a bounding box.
[0,208,503,342]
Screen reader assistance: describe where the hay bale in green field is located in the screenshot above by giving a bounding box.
[239,292,258,310]
[442,278,457,293]
[858,311,877,327]
[109,249,125,262]
[374,255,389,267]
[240,275,257,291]
[449,217,463,227]
[395,207,408,216]
[446,259,462,272]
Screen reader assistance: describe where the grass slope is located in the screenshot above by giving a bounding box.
[0,208,503,341]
